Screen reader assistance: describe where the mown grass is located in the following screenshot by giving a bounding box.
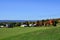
[0,26,60,40]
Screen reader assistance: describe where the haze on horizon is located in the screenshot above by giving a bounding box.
[0,0,60,20]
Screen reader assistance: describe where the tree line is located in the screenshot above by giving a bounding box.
[0,18,60,28]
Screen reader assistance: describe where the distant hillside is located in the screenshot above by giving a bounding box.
[0,20,26,22]
[0,18,60,22]
[0,20,37,22]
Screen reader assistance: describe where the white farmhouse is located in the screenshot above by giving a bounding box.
[20,24,27,27]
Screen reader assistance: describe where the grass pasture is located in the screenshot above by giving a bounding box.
[0,26,60,40]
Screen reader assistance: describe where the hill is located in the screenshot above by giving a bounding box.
[0,18,60,22]
[0,20,26,22]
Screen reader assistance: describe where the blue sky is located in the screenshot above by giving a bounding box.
[0,0,60,20]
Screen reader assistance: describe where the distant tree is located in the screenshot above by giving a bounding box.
[36,20,40,26]
[25,21,29,27]
[15,22,21,27]
[0,22,6,26]
[53,20,57,26]
[0,22,3,25]
[41,20,45,26]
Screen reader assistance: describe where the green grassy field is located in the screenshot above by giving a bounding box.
[0,26,60,40]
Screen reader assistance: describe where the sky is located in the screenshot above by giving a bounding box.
[0,0,60,20]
